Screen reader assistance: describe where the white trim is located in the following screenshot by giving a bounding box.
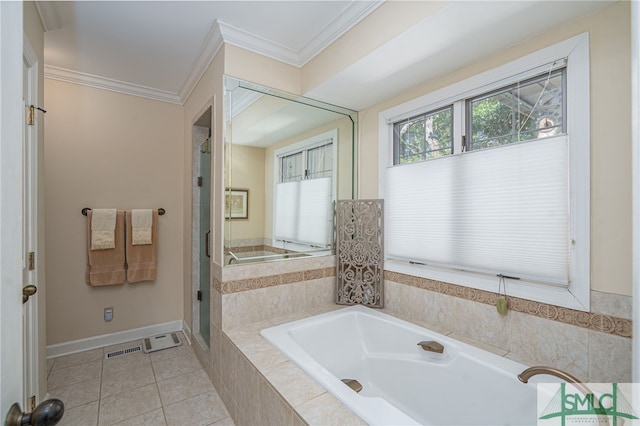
[297,1,383,66]
[23,32,41,405]
[34,1,61,32]
[631,0,639,385]
[0,1,25,413]
[44,65,183,105]
[219,21,299,67]
[181,320,192,346]
[178,22,224,104]
[216,2,383,68]
[379,34,590,311]
[46,320,184,359]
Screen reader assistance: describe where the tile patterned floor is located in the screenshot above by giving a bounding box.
[47,337,234,426]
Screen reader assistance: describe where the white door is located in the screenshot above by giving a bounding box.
[1,0,27,420]
[22,32,41,410]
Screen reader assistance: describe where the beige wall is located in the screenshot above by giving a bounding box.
[351,2,632,296]
[24,0,47,399]
[224,44,301,94]
[228,145,265,240]
[44,80,184,344]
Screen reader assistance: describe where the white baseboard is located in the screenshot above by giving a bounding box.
[182,320,192,346]
[46,320,184,359]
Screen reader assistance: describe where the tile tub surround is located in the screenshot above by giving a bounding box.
[219,306,366,426]
[383,277,632,383]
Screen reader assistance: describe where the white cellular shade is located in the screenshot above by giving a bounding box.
[385,136,569,285]
[275,177,332,247]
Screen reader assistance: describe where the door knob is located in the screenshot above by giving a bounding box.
[5,399,64,426]
[22,285,37,304]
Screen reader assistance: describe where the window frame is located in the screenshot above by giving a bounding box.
[378,33,590,311]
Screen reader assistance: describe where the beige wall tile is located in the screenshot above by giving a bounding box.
[591,290,632,319]
[303,278,335,311]
[258,376,293,426]
[451,297,511,351]
[588,330,632,383]
[509,312,589,380]
[262,361,326,407]
[295,393,366,426]
[220,335,239,403]
[235,355,261,426]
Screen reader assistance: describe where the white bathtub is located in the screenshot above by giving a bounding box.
[261,305,557,426]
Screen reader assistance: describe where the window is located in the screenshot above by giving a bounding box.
[274,130,337,249]
[379,34,590,310]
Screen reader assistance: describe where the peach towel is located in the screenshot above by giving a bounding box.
[86,210,126,286]
[126,210,158,282]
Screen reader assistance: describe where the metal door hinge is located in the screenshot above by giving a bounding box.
[28,252,35,270]
[197,177,203,187]
[27,105,35,126]
[197,290,202,301]
[29,395,36,411]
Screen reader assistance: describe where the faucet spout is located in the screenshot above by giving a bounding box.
[518,366,592,399]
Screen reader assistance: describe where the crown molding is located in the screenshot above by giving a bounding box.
[35,1,62,32]
[218,21,300,67]
[178,20,224,104]
[44,65,183,105]
[297,1,384,66]
[214,1,383,67]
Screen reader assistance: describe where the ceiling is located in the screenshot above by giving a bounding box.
[39,1,614,111]
[39,1,381,104]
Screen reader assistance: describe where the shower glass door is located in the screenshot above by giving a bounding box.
[199,140,211,347]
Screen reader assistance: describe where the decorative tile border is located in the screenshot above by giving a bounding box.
[215,267,335,295]
[384,271,632,338]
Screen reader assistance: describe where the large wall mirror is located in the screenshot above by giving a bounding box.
[224,77,357,266]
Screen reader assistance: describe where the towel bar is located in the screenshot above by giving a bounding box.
[82,207,165,216]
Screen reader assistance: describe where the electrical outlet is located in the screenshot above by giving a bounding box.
[104,307,113,322]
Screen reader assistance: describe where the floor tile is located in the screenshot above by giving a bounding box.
[208,417,235,426]
[57,401,99,426]
[163,391,229,426]
[102,352,151,376]
[48,377,101,410]
[101,361,156,398]
[48,360,102,390]
[157,368,214,406]
[151,350,201,381]
[98,383,162,426]
[113,408,166,426]
[53,348,104,370]
[149,343,194,364]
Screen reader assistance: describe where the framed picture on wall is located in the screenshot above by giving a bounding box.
[225,188,248,219]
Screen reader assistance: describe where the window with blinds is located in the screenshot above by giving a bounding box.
[274,131,337,248]
[380,34,590,310]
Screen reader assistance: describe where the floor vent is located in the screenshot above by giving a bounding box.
[104,345,142,360]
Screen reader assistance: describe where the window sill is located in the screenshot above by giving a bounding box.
[384,259,589,311]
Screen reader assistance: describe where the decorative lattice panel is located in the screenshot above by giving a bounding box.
[336,199,384,308]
